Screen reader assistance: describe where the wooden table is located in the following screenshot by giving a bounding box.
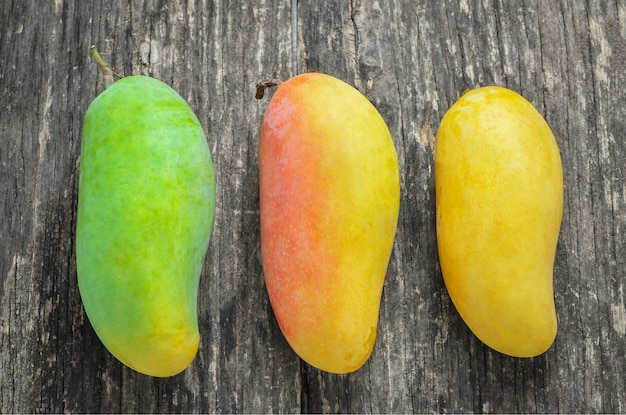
[1,1,625,412]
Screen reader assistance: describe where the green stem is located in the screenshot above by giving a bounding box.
[90,45,123,88]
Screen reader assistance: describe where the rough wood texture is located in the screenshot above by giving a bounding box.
[1,0,625,413]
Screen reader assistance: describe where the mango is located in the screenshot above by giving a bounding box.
[76,68,215,377]
[435,86,563,357]
[258,73,400,373]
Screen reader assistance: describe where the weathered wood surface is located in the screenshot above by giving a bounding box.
[1,0,625,413]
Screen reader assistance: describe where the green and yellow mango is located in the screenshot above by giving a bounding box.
[77,72,215,377]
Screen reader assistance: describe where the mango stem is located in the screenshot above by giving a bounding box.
[255,79,282,99]
[90,45,123,88]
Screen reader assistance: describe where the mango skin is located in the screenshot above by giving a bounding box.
[76,76,215,377]
[435,86,563,357]
[259,73,400,373]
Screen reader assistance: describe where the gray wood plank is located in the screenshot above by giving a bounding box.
[1,0,299,413]
[297,0,626,413]
[1,0,625,413]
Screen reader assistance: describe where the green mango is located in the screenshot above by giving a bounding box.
[76,75,215,377]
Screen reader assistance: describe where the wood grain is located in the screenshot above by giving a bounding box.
[1,0,625,412]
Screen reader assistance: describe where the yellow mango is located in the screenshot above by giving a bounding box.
[435,86,563,357]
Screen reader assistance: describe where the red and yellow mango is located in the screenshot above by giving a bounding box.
[259,73,400,373]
